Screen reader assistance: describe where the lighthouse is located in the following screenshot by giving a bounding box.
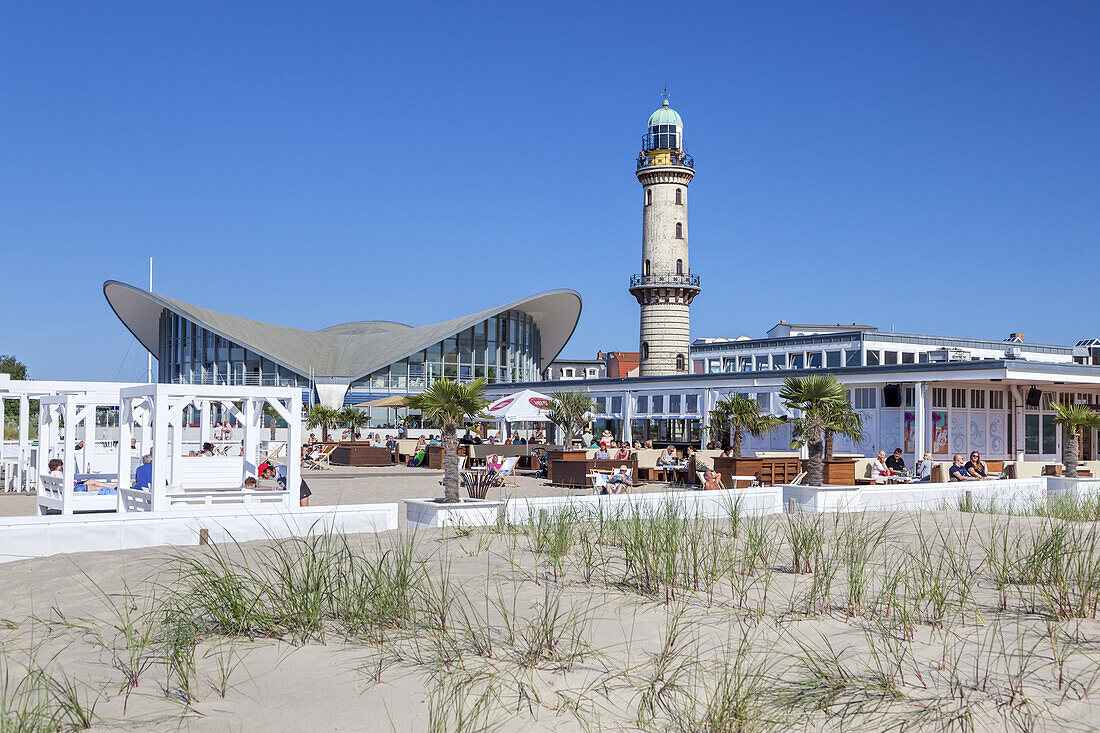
[629,93,699,376]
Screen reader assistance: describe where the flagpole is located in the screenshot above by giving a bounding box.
[147,257,153,383]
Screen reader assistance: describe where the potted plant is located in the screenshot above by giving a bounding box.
[1051,401,1100,478]
[779,375,850,487]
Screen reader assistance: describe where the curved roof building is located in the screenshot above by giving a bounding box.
[104,280,582,409]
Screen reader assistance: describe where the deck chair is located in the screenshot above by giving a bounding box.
[497,456,520,487]
[696,471,725,490]
[789,472,806,486]
[304,443,336,470]
[260,442,285,466]
[591,471,609,494]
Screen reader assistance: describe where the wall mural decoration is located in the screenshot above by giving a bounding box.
[932,412,949,454]
[969,413,987,452]
[904,411,915,454]
[856,411,876,455]
[950,413,968,454]
[880,412,902,455]
[989,414,1006,455]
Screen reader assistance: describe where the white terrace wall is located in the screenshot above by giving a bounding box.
[0,504,399,565]
[1047,476,1100,499]
[503,486,783,524]
[783,477,1048,514]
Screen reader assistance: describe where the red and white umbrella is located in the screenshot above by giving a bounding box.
[485,389,552,422]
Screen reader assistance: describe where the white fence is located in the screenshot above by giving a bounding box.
[503,486,783,524]
[783,478,1049,514]
[0,504,399,565]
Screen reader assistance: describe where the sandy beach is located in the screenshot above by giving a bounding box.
[2,469,1100,731]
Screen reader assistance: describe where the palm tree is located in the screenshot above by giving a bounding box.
[261,404,281,442]
[779,375,850,487]
[544,390,598,446]
[340,407,370,441]
[819,400,866,462]
[1050,401,1100,478]
[404,378,489,502]
[305,405,341,442]
[709,393,785,458]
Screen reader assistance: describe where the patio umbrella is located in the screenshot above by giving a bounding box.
[485,389,552,446]
[353,394,414,427]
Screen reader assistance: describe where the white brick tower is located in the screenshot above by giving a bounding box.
[630,93,699,376]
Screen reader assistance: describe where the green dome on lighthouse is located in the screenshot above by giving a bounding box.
[647,97,683,127]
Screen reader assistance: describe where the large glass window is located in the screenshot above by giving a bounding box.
[807,352,823,369]
[790,353,804,370]
[826,350,841,368]
[772,353,787,370]
[845,350,862,367]
[1042,415,1057,454]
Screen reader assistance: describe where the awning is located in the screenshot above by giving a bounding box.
[485,389,552,422]
[353,395,411,408]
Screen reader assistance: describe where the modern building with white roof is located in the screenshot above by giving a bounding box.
[104,280,582,409]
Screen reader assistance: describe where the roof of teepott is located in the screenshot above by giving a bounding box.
[103,280,582,381]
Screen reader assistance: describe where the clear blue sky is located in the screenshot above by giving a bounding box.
[2,1,1097,381]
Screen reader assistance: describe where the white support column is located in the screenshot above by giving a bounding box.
[199,400,212,448]
[622,392,633,445]
[699,388,712,449]
[243,398,259,477]
[62,398,76,515]
[914,382,926,462]
[151,392,169,510]
[117,398,133,512]
[1011,386,1026,462]
[17,394,29,492]
[286,394,301,509]
[79,404,95,474]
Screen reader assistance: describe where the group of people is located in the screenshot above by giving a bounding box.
[871,448,997,482]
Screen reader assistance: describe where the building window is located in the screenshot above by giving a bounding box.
[644,259,650,275]
[669,394,681,413]
[739,356,752,372]
[586,367,599,378]
[652,395,664,413]
[675,188,682,204]
[866,350,880,366]
[1025,414,1039,454]
[676,259,683,275]
[685,394,698,413]
[845,350,862,367]
[853,388,877,410]
[825,350,841,368]
[932,387,947,408]
[772,353,787,370]
[790,353,804,369]
[676,353,686,371]
[636,396,648,414]
[884,351,898,365]
[951,388,966,409]
[561,367,575,378]
[990,390,1004,410]
[808,352,823,369]
[611,396,623,413]
[1043,415,1057,454]
[642,342,649,360]
[675,222,683,238]
[970,389,986,410]
[902,352,916,364]
[646,189,652,206]
[756,355,770,371]
[594,396,606,413]
[905,387,915,407]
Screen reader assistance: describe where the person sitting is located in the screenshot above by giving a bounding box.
[49,459,114,494]
[870,450,892,483]
[600,430,614,448]
[416,436,427,452]
[259,462,312,506]
[486,453,503,473]
[706,441,717,451]
[915,452,934,482]
[885,448,906,473]
[532,428,544,443]
[504,437,514,445]
[966,451,992,479]
[243,476,257,491]
[684,446,696,461]
[615,443,632,460]
[460,430,474,445]
[949,454,975,481]
[201,442,215,456]
[133,454,153,489]
[408,446,427,467]
[658,446,678,467]
[428,435,440,445]
[604,466,633,495]
[702,469,724,491]
[386,435,398,453]
[720,446,733,458]
[594,445,610,460]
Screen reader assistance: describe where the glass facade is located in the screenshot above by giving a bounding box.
[157,307,544,394]
[158,311,303,386]
[350,309,542,394]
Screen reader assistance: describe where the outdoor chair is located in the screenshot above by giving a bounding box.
[497,456,520,487]
[789,472,806,486]
[304,443,336,470]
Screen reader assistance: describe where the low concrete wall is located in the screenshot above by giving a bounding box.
[1047,476,1100,499]
[503,486,783,524]
[0,503,399,564]
[783,478,1048,514]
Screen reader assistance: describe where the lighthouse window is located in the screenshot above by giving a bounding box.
[642,342,649,360]
[675,223,683,238]
[644,260,650,275]
[676,354,686,371]
[676,259,683,275]
[675,188,682,205]
[646,189,652,206]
